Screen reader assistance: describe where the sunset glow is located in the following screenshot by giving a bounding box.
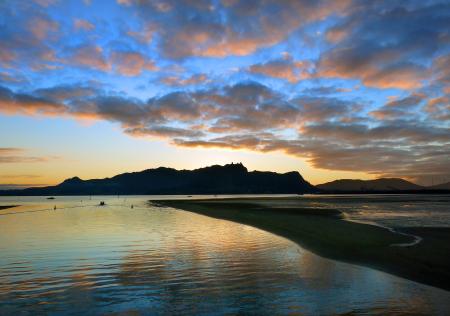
[1,0,449,187]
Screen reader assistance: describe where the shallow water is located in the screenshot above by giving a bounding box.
[1,196,450,315]
[250,194,450,227]
[302,194,450,227]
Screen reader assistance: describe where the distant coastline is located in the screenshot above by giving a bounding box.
[316,189,450,194]
[0,163,449,196]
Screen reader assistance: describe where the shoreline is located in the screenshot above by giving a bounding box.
[154,198,450,292]
[0,205,19,210]
[342,217,423,247]
[1,192,450,197]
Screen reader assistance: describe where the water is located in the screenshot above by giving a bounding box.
[310,194,450,227]
[1,196,449,315]
[255,194,450,227]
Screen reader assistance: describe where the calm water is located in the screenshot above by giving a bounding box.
[309,194,450,227]
[256,194,450,227]
[1,195,449,315]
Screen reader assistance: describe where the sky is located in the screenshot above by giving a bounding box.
[0,0,449,188]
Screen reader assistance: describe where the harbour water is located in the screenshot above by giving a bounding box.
[1,195,449,315]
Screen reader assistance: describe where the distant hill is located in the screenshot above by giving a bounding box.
[316,178,425,193]
[428,181,450,190]
[0,163,317,196]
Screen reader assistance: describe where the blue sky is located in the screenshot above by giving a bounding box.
[0,0,449,187]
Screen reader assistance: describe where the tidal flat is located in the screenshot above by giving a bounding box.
[156,196,450,291]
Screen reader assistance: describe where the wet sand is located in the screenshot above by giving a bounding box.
[155,198,450,291]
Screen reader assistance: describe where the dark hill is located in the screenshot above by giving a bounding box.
[317,178,424,193]
[0,163,317,196]
[428,181,450,190]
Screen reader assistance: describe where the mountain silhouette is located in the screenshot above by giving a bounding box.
[428,181,450,190]
[0,163,317,195]
[317,178,424,192]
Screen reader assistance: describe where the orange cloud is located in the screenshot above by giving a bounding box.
[0,49,16,66]
[71,45,111,72]
[161,74,208,86]
[111,51,157,76]
[0,148,52,164]
[74,19,95,31]
[248,54,311,83]
[318,52,427,89]
[325,27,348,43]
[28,16,58,40]
[0,87,66,116]
[127,24,154,43]
[117,0,133,5]
[425,96,450,121]
[153,0,351,59]
[33,0,58,7]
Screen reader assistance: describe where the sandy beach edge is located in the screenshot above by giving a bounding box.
[153,198,450,292]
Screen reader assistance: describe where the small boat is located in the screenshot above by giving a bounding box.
[47,197,55,200]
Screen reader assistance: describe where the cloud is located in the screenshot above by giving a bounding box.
[0,148,50,163]
[70,45,111,71]
[318,51,428,89]
[0,86,66,116]
[370,93,426,120]
[66,48,157,75]
[248,54,311,83]
[425,95,450,121]
[122,0,351,59]
[0,71,28,84]
[300,122,450,145]
[34,84,97,102]
[174,122,450,181]
[0,49,16,67]
[28,16,59,40]
[126,23,154,43]
[33,0,58,7]
[111,51,157,76]
[117,0,133,5]
[0,174,42,179]
[301,86,352,95]
[2,80,448,181]
[0,7,59,69]
[293,96,361,123]
[317,2,450,89]
[384,93,425,108]
[124,126,205,138]
[433,54,450,88]
[161,74,209,86]
[74,19,95,31]
[70,95,147,125]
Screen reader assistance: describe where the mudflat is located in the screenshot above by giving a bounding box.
[154,198,450,291]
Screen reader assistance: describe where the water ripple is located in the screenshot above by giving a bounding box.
[0,196,449,315]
